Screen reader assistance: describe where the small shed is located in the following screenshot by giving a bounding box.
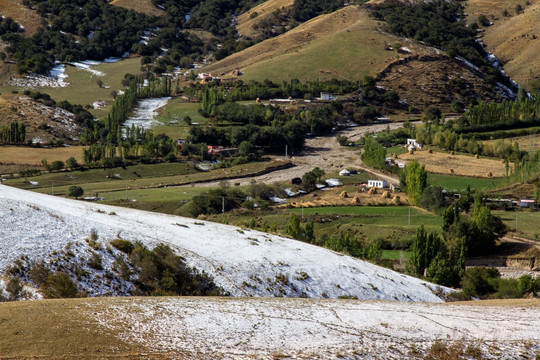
[339,169,351,176]
[368,179,387,189]
[407,138,422,149]
[320,92,335,101]
[519,198,537,208]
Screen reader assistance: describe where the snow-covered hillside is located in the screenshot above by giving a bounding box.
[0,184,448,301]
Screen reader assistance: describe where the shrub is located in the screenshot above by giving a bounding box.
[43,272,79,298]
[67,185,84,198]
[110,239,135,254]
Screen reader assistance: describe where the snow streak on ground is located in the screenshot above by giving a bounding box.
[123,97,171,130]
[92,297,540,359]
[0,184,448,301]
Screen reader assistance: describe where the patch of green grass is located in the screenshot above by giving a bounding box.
[382,249,412,260]
[288,206,441,229]
[242,18,395,82]
[428,173,500,192]
[155,98,208,125]
[0,57,142,118]
[493,210,540,240]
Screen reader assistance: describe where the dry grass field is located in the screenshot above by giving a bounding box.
[483,133,540,152]
[203,6,433,82]
[0,145,84,170]
[466,0,540,88]
[0,0,45,36]
[110,0,165,17]
[399,150,508,178]
[236,0,295,39]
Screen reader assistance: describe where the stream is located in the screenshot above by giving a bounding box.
[123,97,171,130]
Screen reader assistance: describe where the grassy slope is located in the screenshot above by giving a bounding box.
[0,57,142,118]
[466,0,540,88]
[110,0,165,17]
[236,0,295,39]
[204,6,422,82]
[0,0,45,36]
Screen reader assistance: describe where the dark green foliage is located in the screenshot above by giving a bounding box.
[5,277,25,301]
[407,226,465,287]
[324,232,382,262]
[43,272,80,298]
[65,157,80,169]
[110,239,135,254]
[0,121,26,144]
[370,0,491,71]
[129,242,226,296]
[67,185,84,199]
[291,0,344,22]
[189,187,246,216]
[49,160,64,171]
[420,185,447,212]
[301,167,325,192]
[361,137,386,169]
[461,267,540,299]
[400,160,427,206]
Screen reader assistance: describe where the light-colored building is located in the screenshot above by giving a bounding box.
[368,179,387,188]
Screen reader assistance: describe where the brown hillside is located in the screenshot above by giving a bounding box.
[204,6,436,81]
[0,0,45,36]
[377,55,502,111]
[466,0,540,89]
[110,0,165,17]
[0,94,83,145]
[236,0,295,39]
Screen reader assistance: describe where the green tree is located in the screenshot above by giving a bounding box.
[284,214,302,239]
[400,160,427,206]
[67,185,84,199]
[361,137,386,169]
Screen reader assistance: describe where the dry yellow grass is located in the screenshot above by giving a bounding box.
[483,134,540,152]
[399,150,508,178]
[110,0,165,17]
[0,0,45,36]
[204,6,431,82]
[236,0,295,39]
[0,146,84,166]
[466,0,540,88]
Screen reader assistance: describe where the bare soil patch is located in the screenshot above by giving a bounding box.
[398,150,507,178]
[467,0,540,88]
[110,0,165,16]
[0,0,45,36]
[236,0,295,39]
[378,55,502,111]
[0,94,83,145]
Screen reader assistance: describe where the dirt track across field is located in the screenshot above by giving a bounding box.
[187,122,408,187]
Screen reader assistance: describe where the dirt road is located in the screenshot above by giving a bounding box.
[188,122,407,187]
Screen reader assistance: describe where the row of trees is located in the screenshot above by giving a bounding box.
[185,78,360,102]
[0,121,26,144]
[101,76,172,144]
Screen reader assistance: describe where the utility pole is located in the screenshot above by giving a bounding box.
[222,196,225,213]
[285,144,288,159]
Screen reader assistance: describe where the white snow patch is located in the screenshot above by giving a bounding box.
[123,97,171,130]
[0,184,450,301]
[92,297,540,359]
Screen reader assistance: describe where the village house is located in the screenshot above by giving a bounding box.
[368,179,387,188]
